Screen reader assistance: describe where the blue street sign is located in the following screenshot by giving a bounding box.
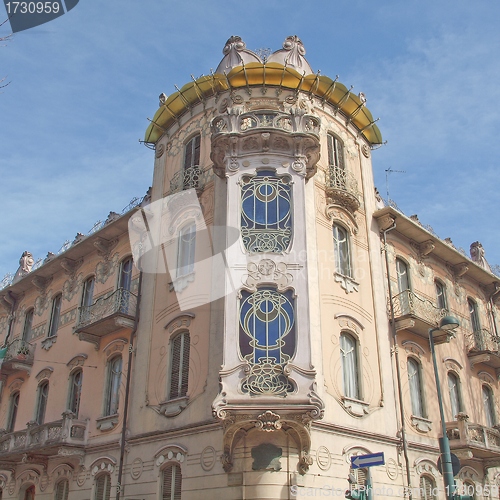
[351,452,385,469]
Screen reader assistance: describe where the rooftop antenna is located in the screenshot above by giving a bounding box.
[385,167,406,202]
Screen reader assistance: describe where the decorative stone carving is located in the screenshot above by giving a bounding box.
[95,253,119,284]
[470,241,492,272]
[31,276,52,294]
[377,213,396,232]
[200,446,217,471]
[90,458,116,476]
[411,415,432,433]
[154,446,186,467]
[255,411,282,432]
[94,237,118,260]
[12,251,34,283]
[60,258,83,278]
[334,273,359,294]
[267,35,313,74]
[244,260,293,291]
[215,36,261,74]
[66,354,87,370]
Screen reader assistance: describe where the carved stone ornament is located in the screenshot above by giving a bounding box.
[156,143,165,158]
[266,35,313,74]
[90,458,116,476]
[12,251,35,284]
[377,214,396,232]
[244,260,293,291]
[215,36,261,74]
[60,258,83,278]
[31,276,52,294]
[470,241,492,272]
[93,237,118,260]
[155,446,186,467]
[255,411,282,432]
[334,273,359,294]
[361,144,370,158]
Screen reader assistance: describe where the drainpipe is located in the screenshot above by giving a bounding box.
[382,221,413,499]
[489,283,500,338]
[116,271,143,500]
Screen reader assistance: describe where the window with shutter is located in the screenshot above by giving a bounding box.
[162,464,182,500]
[94,474,111,500]
[169,332,190,400]
[55,479,69,500]
[419,475,436,499]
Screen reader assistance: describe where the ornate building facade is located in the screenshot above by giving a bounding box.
[0,35,499,500]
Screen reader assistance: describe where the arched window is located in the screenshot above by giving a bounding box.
[447,372,463,419]
[407,358,425,418]
[94,473,111,500]
[54,479,69,500]
[435,280,447,311]
[483,385,496,427]
[241,170,292,253]
[104,357,122,416]
[177,223,196,277]
[48,294,62,338]
[35,381,49,424]
[340,333,360,399]
[23,486,35,500]
[82,276,95,308]
[239,287,295,396]
[169,332,190,400]
[68,369,83,417]
[333,224,352,277]
[419,475,437,499]
[161,463,182,500]
[22,308,33,342]
[6,391,19,432]
[183,134,201,190]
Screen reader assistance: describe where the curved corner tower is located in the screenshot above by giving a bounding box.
[135,35,394,499]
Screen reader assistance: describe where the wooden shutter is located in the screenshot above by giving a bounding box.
[170,333,190,399]
[55,479,69,500]
[162,464,182,500]
[95,474,111,500]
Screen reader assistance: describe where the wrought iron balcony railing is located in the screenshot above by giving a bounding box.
[446,418,500,460]
[0,413,87,458]
[465,328,500,369]
[390,289,448,339]
[75,287,137,340]
[0,339,35,375]
[325,165,360,213]
[170,166,204,194]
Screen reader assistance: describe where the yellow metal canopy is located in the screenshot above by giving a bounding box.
[145,63,382,145]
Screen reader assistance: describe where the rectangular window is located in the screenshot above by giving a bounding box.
[162,464,182,500]
[7,392,19,432]
[340,333,359,399]
[22,309,33,342]
[69,370,83,417]
[169,333,190,400]
[36,382,49,424]
[48,294,62,338]
[408,358,425,418]
[105,357,122,416]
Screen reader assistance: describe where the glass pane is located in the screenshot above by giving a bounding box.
[447,373,460,418]
[241,171,292,253]
[82,277,95,308]
[177,224,196,277]
[48,294,62,337]
[408,359,424,417]
[333,225,351,276]
[106,358,122,415]
[483,385,495,427]
[119,258,133,291]
[340,334,359,399]
[22,309,33,342]
[435,281,447,310]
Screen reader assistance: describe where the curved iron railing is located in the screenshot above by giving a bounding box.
[325,165,360,212]
[465,328,500,353]
[76,288,137,330]
[390,289,447,325]
[170,166,204,194]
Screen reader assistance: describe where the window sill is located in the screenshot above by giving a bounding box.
[169,272,195,293]
[342,396,369,417]
[334,273,359,294]
[96,414,119,431]
[41,335,57,351]
[159,397,189,418]
[411,415,432,433]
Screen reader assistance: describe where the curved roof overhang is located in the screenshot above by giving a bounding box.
[145,63,382,145]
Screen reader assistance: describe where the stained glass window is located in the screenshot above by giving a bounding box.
[239,287,295,396]
[241,171,292,253]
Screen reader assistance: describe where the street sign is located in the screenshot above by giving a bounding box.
[351,452,385,469]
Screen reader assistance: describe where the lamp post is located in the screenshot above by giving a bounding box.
[428,315,460,500]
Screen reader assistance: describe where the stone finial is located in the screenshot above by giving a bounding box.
[470,241,492,272]
[267,35,313,74]
[215,36,261,74]
[12,251,34,283]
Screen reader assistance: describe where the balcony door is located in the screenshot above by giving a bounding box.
[118,258,133,314]
[396,258,410,314]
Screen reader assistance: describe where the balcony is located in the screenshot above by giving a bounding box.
[0,339,35,375]
[0,413,87,463]
[74,288,137,345]
[169,166,204,195]
[466,328,500,369]
[390,290,449,343]
[446,417,500,463]
[325,165,360,213]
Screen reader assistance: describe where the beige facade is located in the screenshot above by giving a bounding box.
[0,35,499,500]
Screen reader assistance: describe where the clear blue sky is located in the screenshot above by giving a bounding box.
[1,0,499,281]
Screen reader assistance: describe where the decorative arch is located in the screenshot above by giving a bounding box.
[154,444,187,469]
[402,340,426,358]
[335,313,365,337]
[66,354,88,371]
[325,204,358,235]
[8,378,25,394]
[102,338,127,360]
[90,456,116,477]
[35,367,53,382]
[342,444,373,461]
[444,357,463,372]
[164,313,195,335]
[479,371,496,385]
[414,457,438,478]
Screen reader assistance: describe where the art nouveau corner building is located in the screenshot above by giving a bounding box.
[0,36,499,500]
